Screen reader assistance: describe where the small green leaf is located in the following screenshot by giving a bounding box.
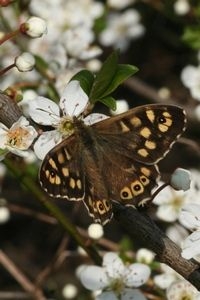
[99,64,138,98]
[182,26,200,49]
[90,51,119,102]
[98,96,117,111]
[70,70,95,96]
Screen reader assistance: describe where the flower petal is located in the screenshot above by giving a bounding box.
[124,263,150,287]
[179,203,200,230]
[103,252,125,279]
[181,231,200,259]
[60,80,88,117]
[156,204,179,222]
[33,130,62,160]
[154,273,178,289]
[0,124,8,149]
[96,291,118,300]
[84,113,109,125]
[79,265,108,291]
[167,280,200,300]
[121,288,147,300]
[28,97,60,125]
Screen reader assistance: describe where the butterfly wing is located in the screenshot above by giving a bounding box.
[39,132,113,225]
[39,135,85,201]
[39,104,186,225]
[92,104,187,164]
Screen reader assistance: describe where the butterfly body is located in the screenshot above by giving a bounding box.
[39,104,187,225]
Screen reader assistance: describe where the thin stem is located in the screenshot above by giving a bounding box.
[0,63,15,76]
[0,250,46,300]
[0,29,20,45]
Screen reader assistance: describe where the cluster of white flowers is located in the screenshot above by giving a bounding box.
[78,252,150,300]
[0,0,145,94]
[1,2,200,299]
[180,58,200,121]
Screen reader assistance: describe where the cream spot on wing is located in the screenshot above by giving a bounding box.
[140,127,151,138]
[120,121,130,132]
[145,140,156,149]
[146,110,155,123]
[77,179,82,189]
[140,167,151,177]
[138,148,149,157]
[158,124,169,132]
[58,152,65,164]
[49,158,58,170]
[69,178,76,189]
[131,181,144,195]
[130,117,142,127]
[62,167,69,177]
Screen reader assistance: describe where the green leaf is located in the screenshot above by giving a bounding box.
[70,70,95,96]
[99,64,138,98]
[90,51,119,102]
[182,26,200,49]
[98,96,117,110]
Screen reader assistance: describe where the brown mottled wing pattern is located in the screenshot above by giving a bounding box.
[39,104,187,225]
[92,104,187,164]
[39,135,85,201]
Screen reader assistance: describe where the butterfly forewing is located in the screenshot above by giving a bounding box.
[93,104,187,164]
[39,104,187,225]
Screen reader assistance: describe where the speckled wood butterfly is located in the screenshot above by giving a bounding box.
[39,104,187,225]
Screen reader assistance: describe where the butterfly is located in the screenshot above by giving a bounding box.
[39,104,187,225]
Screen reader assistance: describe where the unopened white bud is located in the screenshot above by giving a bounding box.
[88,223,104,239]
[21,16,47,38]
[15,52,35,72]
[174,0,190,15]
[170,168,191,191]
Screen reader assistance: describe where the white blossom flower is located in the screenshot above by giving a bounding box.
[179,203,200,259]
[179,203,200,231]
[166,280,200,300]
[174,0,190,15]
[78,252,150,300]
[21,16,47,38]
[28,80,108,159]
[15,52,35,72]
[154,264,181,290]
[99,9,145,51]
[62,26,102,60]
[0,116,38,159]
[166,224,188,247]
[153,183,186,222]
[181,65,200,101]
[153,169,200,222]
[181,231,200,260]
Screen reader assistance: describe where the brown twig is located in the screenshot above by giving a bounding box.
[113,202,200,290]
[0,250,46,300]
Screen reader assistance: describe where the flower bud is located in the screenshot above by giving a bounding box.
[20,16,47,38]
[170,168,191,191]
[15,52,35,72]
